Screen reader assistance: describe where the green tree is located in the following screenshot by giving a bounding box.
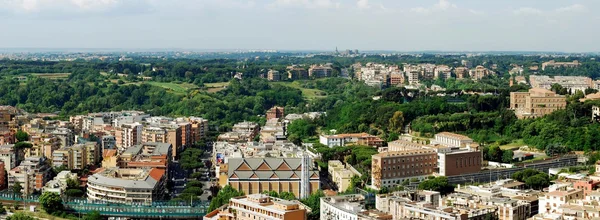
[83,211,102,220]
[0,203,5,214]
[545,143,567,157]
[502,150,514,163]
[278,192,296,200]
[13,142,32,150]
[525,174,550,190]
[39,192,64,215]
[15,130,29,142]
[207,185,244,212]
[12,182,22,198]
[418,177,454,195]
[300,190,325,220]
[388,111,405,132]
[487,145,503,162]
[7,212,35,220]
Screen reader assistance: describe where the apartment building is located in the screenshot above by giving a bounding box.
[454,67,468,79]
[319,133,384,148]
[371,149,437,189]
[405,66,420,85]
[52,143,100,170]
[87,168,166,205]
[115,122,142,149]
[189,117,209,144]
[287,66,308,80]
[0,144,21,169]
[226,157,319,198]
[268,70,281,81]
[538,188,584,215]
[541,60,580,70]
[0,131,14,145]
[328,160,361,192]
[320,194,367,220]
[267,106,285,120]
[43,171,78,195]
[228,194,307,220]
[308,65,333,78]
[8,157,52,195]
[510,88,567,119]
[52,128,74,148]
[389,72,405,86]
[529,75,592,94]
[218,121,260,143]
[469,65,492,81]
[434,65,452,80]
[119,142,171,170]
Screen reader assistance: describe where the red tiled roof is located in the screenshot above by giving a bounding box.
[149,168,165,181]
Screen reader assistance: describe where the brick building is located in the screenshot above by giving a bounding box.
[371,149,437,189]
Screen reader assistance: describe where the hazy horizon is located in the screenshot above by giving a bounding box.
[1,0,598,52]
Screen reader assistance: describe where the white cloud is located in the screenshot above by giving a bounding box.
[513,7,542,15]
[410,0,457,14]
[434,0,456,11]
[555,4,585,13]
[468,9,484,15]
[356,0,369,9]
[268,0,340,9]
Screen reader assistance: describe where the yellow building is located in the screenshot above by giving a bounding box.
[510,88,567,119]
[328,160,361,192]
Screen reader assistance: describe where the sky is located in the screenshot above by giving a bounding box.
[0,0,597,52]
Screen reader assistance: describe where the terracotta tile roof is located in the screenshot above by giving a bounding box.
[149,168,165,181]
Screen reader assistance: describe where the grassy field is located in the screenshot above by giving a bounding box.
[205,82,230,93]
[500,139,526,150]
[31,73,71,79]
[271,81,326,100]
[146,81,198,94]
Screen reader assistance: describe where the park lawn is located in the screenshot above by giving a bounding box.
[31,73,71,79]
[205,82,230,93]
[500,139,526,150]
[145,81,198,94]
[271,81,327,100]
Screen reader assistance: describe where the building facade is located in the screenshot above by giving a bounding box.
[371,149,437,189]
[510,88,567,119]
[86,168,166,205]
[226,158,320,198]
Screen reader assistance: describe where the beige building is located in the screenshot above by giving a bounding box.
[308,65,333,78]
[52,143,99,170]
[469,65,492,81]
[328,160,361,192]
[541,60,580,70]
[8,157,52,195]
[267,70,281,81]
[510,88,567,119]
[204,194,308,220]
[539,189,584,215]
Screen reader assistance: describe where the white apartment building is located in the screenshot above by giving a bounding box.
[538,189,583,215]
[433,132,474,148]
[116,123,142,149]
[320,194,365,220]
[87,168,166,205]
